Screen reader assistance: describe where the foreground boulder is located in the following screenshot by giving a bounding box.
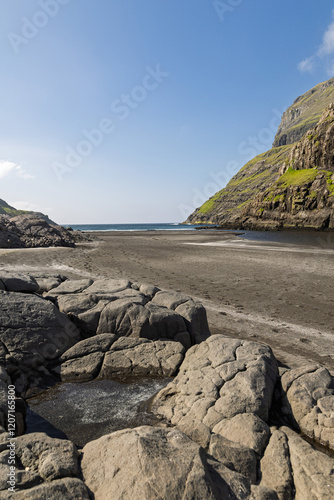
[259,429,293,500]
[81,425,277,500]
[47,278,210,346]
[54,335,185,382]
[280,426,334,500]
[152,335,278,447]
[279,364,334,450]
[0,432,87,496]
[0,291,81,395]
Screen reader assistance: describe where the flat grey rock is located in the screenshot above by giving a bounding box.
[84,278,131,294]
[35,275,64,293]
[46,278,93,295]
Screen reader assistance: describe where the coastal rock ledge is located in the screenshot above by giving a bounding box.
[0,273,333,499]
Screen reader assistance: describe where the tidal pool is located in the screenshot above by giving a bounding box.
[26,377,170,448]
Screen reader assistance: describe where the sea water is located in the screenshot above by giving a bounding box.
[26,377,170,448]
[67,223,334,249]
[67,223,198,231]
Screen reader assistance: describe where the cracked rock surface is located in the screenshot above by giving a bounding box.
[46,278,210,346]
[0,273,334,499]
[151,335,278,447]
[279,364,334,450]
[54,334,185,381]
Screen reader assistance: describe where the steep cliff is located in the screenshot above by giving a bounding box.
[239,105,334,230]
[186,78,334,230]
[273,77,334,146]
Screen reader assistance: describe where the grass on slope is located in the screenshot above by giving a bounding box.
[277,168,318,188]
[197,145,292,215]
[0,199,27,216]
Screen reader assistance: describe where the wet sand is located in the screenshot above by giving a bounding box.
[0,230,333,371]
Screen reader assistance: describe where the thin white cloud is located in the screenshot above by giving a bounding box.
[298,56,316,73]
[317,15,334,56]
[298,10,334,76]
[0,160,34,180]
[0,161,16,178]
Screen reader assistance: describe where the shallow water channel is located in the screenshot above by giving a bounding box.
[26,377,170,448]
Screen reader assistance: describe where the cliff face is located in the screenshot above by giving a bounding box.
[186,78,334,230]
[273,77,334,147]
[239,106,334,230]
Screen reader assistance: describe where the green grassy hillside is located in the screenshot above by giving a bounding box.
[187,145,293,224]
[0,199,27,216]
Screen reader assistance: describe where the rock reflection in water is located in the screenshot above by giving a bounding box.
[26,377,170,448]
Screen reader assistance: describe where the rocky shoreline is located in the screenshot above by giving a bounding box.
[0,214,89,249]
[0,272,333,498]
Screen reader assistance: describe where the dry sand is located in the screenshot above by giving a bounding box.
[0,230,333,372]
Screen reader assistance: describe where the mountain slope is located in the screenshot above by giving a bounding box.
[0,199,55,225]
[0,198,26,216]
[186,145,293,225]
[186,78,334,230]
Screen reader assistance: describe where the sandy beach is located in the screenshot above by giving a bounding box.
[0,230,333,372]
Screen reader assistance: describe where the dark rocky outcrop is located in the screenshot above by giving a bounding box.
[0,273,333,499]
[0,214,76,248]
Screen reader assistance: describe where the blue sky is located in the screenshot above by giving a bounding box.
[1,0,334,224]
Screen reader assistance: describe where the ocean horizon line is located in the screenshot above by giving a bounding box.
[66,222,199,232]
